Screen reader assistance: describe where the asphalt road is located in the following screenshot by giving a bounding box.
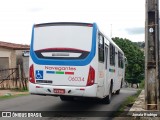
[0,88,137,120]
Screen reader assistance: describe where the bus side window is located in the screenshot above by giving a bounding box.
[118,51,123,68]
[105,46,108,69]
[110,43,115,66]
[98,33,104,62]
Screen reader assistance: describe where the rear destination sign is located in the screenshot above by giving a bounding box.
[45,66,76,71]
[45,66,76,75]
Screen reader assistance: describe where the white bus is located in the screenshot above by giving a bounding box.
[29,22,126,104]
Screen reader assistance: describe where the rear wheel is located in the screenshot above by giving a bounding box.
[60,96,74,101]
[102,84,112,104]
[115,89,120,94]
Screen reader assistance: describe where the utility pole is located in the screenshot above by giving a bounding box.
[145,0,159,110]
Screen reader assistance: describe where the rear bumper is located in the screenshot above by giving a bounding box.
[29,82,98,98]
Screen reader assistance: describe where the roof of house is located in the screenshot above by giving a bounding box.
[0,41,30,50]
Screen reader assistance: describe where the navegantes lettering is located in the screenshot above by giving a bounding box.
[45,66,76,71]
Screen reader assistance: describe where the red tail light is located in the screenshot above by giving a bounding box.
[29,64,35,84]
[86,66,95,86]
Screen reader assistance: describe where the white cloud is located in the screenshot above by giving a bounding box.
[125,27,144,35]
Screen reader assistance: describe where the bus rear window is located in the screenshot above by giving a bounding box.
[33,24,93,60]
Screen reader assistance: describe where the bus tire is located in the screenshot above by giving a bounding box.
[115,89,120,94]
[102,84,112,104]
[60,96,74,101]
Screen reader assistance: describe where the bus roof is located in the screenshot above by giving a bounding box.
[34,22,93,28]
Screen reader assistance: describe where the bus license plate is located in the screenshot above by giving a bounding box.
[53,89,65,94]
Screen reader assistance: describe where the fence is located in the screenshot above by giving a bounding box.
[0,65,28,90]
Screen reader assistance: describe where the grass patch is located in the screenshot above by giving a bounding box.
[0,94,29,100]
[115,89,142,116]
[0,88,28,92]
[139,80,145,89]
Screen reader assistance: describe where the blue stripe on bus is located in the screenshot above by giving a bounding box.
[30,23,97,66]
[46,71,55,74]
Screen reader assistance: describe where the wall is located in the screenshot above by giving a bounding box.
[0,48,28,89]
[0,47,16,68]
[16,50,29,78]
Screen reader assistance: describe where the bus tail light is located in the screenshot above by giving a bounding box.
[29,64,35,84]
[86,66,95,86]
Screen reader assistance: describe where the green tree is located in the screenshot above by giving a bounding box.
[112,37,144,84]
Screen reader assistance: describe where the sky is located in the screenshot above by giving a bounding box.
[0,0,145,44]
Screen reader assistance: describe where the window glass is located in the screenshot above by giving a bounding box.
[105,46,108,69]
[110,43,115,66]
[98,33,104,62]
[118,51,124,68]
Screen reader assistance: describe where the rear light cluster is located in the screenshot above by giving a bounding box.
[86,66,95,86]
[29,64,35,84]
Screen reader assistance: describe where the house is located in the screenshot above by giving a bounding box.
[0,41,30,89]
[0,41,30,70]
